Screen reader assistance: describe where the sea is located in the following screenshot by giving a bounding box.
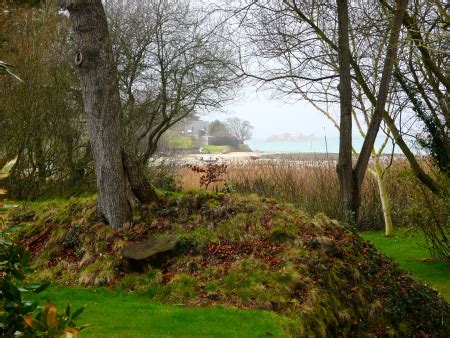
[246,137,400,154]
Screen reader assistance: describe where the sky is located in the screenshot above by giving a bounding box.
[202,86,341,141]
[200,86,401,154]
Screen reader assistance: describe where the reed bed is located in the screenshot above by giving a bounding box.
[178,157,448,233]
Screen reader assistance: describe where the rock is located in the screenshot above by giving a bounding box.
[121,235,178,260]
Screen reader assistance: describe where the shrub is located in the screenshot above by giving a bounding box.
[209,131,239,148]
[146,157,182,192]
[186,163,228,190]
[0,227,85,336]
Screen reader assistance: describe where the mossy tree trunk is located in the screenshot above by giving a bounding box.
[57,0,156,229]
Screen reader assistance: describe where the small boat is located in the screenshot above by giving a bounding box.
[201,156,219,163]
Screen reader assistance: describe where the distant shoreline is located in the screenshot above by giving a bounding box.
[180,151,337,163]
[164,150,407,165]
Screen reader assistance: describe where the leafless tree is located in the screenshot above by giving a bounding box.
[225,117,253,144]
[228,0,407,221]
[107,0,238,163]
[386,0,449,175]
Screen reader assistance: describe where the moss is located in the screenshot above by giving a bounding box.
[269,225,297,242]
[156,274,199,303]
[7,192,450,336]
[7,205,36,223]
[116,273,161,293]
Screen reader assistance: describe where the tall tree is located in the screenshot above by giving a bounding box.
[232,0,408,221]
[56,0,158,228]
[56,0,129,228]
[107,0,236,164]
[345,0,408,219]
[336,0,355,220]
[225,117,253,144]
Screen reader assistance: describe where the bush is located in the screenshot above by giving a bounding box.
[209,131,239,148]
[146,158,182,192]
[0,226,85,336]
[238,144,252,152]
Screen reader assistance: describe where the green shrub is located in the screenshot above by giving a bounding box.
[209,131,239,148]
[146,158,182,192]
[0,227,85,336]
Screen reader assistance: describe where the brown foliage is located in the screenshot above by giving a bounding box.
[185,163,228,189]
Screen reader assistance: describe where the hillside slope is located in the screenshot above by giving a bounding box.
[6,191,449,336]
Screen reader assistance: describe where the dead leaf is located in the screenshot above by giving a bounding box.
[46,303,59,328]
[24,315,33,328]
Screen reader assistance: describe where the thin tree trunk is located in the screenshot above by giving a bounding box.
[288,1,442,198]
[354,0,408,187]
[336,0,356,221]
[371,158,394,236]
[58,0,130,229]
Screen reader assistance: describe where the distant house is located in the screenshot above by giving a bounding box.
[181,120,209,136]
[180,120,209,147]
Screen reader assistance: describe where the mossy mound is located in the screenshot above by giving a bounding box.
[5,192,449,336]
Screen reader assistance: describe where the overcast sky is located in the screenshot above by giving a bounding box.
[202,86,341,140]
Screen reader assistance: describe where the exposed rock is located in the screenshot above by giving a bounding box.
[121,235,178,260]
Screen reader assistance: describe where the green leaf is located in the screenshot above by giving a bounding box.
[79,324,91,331]
[3,279,21,301]
[71,306,84,320]
[20,250,30,267]
[65,303,72,317]
[33,281,50,293]
[0,236,12,246]
[11,269,24,280]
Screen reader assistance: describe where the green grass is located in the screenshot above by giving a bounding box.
[31,287,292,337]
[201,145,231,154]
[361,231,450,301]
[168,137,193,150]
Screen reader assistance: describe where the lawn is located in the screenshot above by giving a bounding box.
[31,287,292,337]
[361,231,450,301]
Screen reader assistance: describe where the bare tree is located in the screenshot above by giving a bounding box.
[385,0,449,176]
[225,117,253,144]
[107,0,237,163]
[230,0,407,221]
[336,0,355,221]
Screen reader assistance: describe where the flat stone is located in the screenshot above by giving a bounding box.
[121,235,178,260]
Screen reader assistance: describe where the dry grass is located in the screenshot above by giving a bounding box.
[180,158,448,232]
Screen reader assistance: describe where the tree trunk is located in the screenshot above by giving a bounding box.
[371,158,394,236]
[353,0,408,187]
[122,150,159,204]
[289,1,443,199]
[336,0,356,221]
[58,0,130,229]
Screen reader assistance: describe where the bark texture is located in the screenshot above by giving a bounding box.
[58,0,130,228]
[122,151,159,204]
[336,0,356,220]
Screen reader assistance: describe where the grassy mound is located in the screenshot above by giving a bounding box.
[6,192,450,336]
